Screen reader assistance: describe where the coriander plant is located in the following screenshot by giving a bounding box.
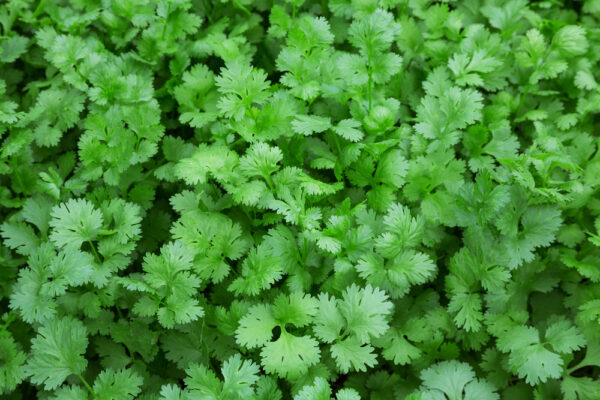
[0,0,599,399]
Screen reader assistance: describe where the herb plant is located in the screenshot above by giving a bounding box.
[0,0,599,399]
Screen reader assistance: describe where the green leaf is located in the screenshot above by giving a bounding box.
[0,334,27,394]
[228,243,283,296]
[184,362,222,398]
[10,243,93,323]
[497,326,564,385]
[100,199,142,244]
[49,198,103,250]
[0,221,40,255]
[544,320,586,354]
[175,144,239,185]
[331,337,377,373]
[356,251,436,299]
[174,64,219,129]
[261,331,320,379]
[24,317,88,390]
[136,241,204,328]
[552,25,588,57]
[291,115,332,136]
[160,384,186,400]
[338,284,393,343]
[313,293,345,343]
[239,142,283,180]
[93,368,143,400]
[178,354,260,400]
[49,385,88,400]
[272,292,318,327]
[333,119,363,142]
[216,60,271,120]
[417,360,499,400]
[220,354,260,399]
[294,377,361,400]
[236,304,278,348]
[377,329,422,366]
[561,376,600,400]
[0,36,28,63]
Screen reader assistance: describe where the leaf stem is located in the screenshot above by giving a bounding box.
[264,173,274,191]
[88,240,101,264]
[367,54,373,111]
[160,3,170,40]
[115,305,124,321]
[233,0,252,16]
[514,46,552,121]
[0,312,15,332]
[320,0,329,17]
[32,0,48,18]
[514,82,531,120]
[332,133,342,154]
[77,374,97,399]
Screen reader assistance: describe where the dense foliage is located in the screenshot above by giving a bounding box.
[1,0,599,399]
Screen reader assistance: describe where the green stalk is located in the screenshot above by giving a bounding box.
[263,173,274,191]
[0,312,15,332]
[233,0,252,16]
[514,47,552,121]
[87,240,101,264]
[514,82,531,120]
[367,54,373,111]
[77,374,97,399]
[161,4,170,40]
[32,0,49,18]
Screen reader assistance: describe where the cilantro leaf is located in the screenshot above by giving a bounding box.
[236,293,320,378]
[1,1,598,398]
[93,368,143,400]
[0,334,27,394]
[261,331,321,379]
[216,60,271,121]
[183,354,260,400]
[49,198,103,251]
[295,377,361,400]
[416,360,499,400]
[495,323,584,385]
[24,317,88,390]
[292,114,332,136]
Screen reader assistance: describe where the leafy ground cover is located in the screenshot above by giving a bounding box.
[0,0,599,399]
